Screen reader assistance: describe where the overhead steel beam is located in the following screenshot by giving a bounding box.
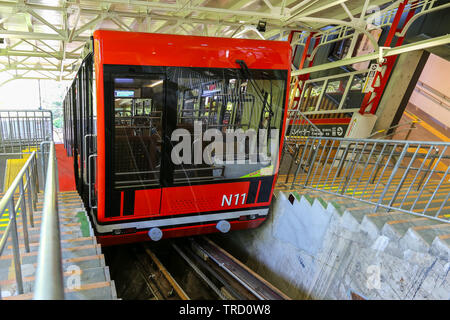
[286,0,348,23]
[0,0,286,21]
[72,14,104,39]
[0,30,89,41]
[0,49,79,59]
[0,65,71,72]
[26,8,66,38]
[68,5,81,42]
[21,39,60,60]
[77,0,285,20]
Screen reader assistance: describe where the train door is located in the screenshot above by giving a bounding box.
[80,55,96,207]
[72,77,81,193]
[103,67,165,219]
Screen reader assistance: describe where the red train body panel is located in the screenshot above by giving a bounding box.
[63,30,291,245]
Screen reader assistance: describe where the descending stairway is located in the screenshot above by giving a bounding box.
[275,145,450,273]
[278,154,450,219]
[275,185,450,259]
[0,191,117,300]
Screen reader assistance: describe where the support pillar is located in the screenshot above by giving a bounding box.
[372,49,429,133]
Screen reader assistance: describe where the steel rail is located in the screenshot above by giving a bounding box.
[196,238,290,300]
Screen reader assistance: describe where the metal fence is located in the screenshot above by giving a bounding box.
[0,110,53,153]
[282,109,323,174]
[0,150,39,298]
[285,109,323,140]
[282,136,450,222]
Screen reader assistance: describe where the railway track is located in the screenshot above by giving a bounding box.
[108,237,289,300]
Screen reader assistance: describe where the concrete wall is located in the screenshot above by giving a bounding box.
[409,54,450,129]
[373,50,428,133]
[212,192,450,300]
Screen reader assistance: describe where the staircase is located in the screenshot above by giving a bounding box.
[0,191,117,300]
[279,168,450,219]
[279,187,450,258]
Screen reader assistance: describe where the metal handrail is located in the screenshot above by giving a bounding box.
[282,136,450,223]
[368,120,421,140]
[0,151,39,298]
[34,142,64,300]
[414,80,450,112]
[285,108,323,139]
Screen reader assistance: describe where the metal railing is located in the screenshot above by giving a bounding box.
[0,150,39,298]
[282,109,323,182]
[414,80,450,112]
[0,110,53,154]
[285,109,323,140]
[368,120,421,140]
[282,136,450,222]
[34,141,64,299]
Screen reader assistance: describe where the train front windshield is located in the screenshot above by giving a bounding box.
[112,66,287,190]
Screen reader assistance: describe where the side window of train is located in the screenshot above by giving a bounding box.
[168,67,287,184]
[112,76,164,190]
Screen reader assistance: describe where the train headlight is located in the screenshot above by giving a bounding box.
[216,220,231,233]
[148,227,163,241]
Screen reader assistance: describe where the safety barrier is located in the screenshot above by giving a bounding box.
[0,110,53,153]
[285,109,323,140]
[0,150,39,297]
[283,137,450,222]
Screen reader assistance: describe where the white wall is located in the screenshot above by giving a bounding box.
[409,54,450,128]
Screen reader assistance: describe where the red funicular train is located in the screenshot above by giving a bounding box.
[63,30,291,245]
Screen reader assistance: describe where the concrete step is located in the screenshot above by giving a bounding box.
[3,236,97,255]
[0,254,107,295]
[0,244,102,278]
[287,188,450,258]
[1,229,84,245]
[381,216,450,241]
[0,266,112,297]
[30,208,88,220]
[359,211,419,239]
[36,203,85,211]
[328,199,373,218]
[0,223,86,242]
[399,223,450,254]
[1,206,86,219]
[430,234,450,259]
[3,280,117,300]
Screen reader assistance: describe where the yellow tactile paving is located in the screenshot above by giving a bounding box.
[404,111,450,142]
[3,159,27,191]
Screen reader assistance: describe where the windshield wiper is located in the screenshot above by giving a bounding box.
[235,60,274,129]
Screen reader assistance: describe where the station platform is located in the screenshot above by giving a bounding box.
[54,144,76,192]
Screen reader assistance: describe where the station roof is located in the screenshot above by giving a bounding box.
[0,0,401,85]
